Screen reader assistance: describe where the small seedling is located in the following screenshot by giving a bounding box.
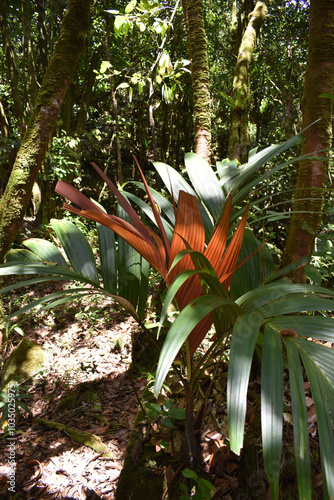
[5,320,24,341]
[0,383,32,426]
[180,468,216,500]
[145,398,185,428]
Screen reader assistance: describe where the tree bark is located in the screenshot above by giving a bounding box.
[0,0,92,263]
[103,0,123,183]
[183,0,211,163]
[282,0,334,282]
[0,2,26,137]
[228,1,267,162]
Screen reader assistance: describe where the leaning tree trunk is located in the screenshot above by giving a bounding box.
[183,0,211,163]
[228,1,267,162]
[0,0,92,263]
[282,0,334,282]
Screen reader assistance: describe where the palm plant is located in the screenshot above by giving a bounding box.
[0,131,332,498]
[52,160,256,464]
[0,216,150,323]
[136,139,334,498]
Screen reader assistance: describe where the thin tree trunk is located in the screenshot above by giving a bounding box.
[228,1,267,162]
[104,1,122,183]
[22,1,39,108]
[283,0,334,282]
[183,0,211,163]
[0,2,26,137]
[0,0,92,263]
[75,50,99,137]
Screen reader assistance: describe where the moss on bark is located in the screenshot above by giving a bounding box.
[0,0,92,263]
[283,0,334,281]
[184,0,211,162]
[228,2,267,162]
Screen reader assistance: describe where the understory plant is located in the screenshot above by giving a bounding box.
[0,133,333,499]
[1,213,150,324]
[54,146,334,498]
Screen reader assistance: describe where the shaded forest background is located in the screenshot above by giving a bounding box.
[1,1,334,499]
[0,0,317,239]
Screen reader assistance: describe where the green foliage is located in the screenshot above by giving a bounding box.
[0,383,32,426]
[145,398,185,428]
[180,468,216,500]
[140,146,334,499]
[0,216,150,323]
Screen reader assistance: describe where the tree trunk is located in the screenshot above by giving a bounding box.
[103,0,123,183]
[75,50,99,137]
[228,1,267,162]
[282,0,334,282]
[183,0,211,163]
[0,0,92,263]
[0,2,26,137]
[22,1,39,108]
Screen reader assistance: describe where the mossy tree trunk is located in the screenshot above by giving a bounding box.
[228,1,267,162]
[0,1,26,137]
[183,0,211,163]
[0,0,92,264]
[282,0,334,282]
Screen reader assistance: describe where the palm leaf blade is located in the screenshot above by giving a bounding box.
[261,326,284,500]
[284,338,311,500]
[51,219,99,284]
[227,312,263,455]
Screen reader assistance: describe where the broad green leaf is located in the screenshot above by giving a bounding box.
[154,295,239,397]
[5,248,42,262]
[158,263,231,337]
[0,262,99,285]
[261,326,283,500]
[268,315,334,343]
[293,338,334,386]
[120,189,174,241]
[23,238,68,267]
[115,15,125,31]
[262,256,310,285]
[116,82,130,90]
[97,223,117,294]
[116,201,150,319]
[217,160,240,194]
[117,204,143,308]
[51,219,99,284]
[137,257,150,321]
[264,295,334,318]
[124,181,175,226]
[185,152,225,220]
[230,133,304,200]
[125,0,136,13]
[100,60,111,74]
[284,338,311,500]
[153,161,213,240]
[168,407,186,420]
[227,312,263,455]
[237,282,334,313]
[182,468,198,480]
[229,229,262,300]
[298,346,334,498]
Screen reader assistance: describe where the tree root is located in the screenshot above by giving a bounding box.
[33,417,113,456]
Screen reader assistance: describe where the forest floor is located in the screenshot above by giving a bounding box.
[0,288,144,499]
[0,220,325,500]
[0,291,324,500]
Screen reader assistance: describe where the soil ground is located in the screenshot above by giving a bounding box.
[0,242,325,500]
[0,288,142,499]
